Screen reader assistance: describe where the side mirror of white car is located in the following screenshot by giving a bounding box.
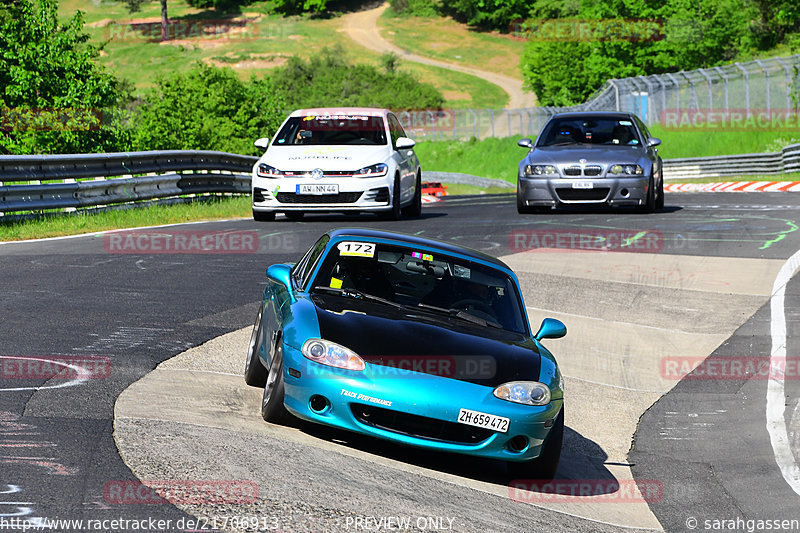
[395,137,416,150]
[254,137,270,149]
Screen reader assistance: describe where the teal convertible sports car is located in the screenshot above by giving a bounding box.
[245,228,566,478]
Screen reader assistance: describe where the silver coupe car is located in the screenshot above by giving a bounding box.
[516,112,664,213]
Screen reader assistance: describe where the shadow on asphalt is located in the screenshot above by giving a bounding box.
[280,417,619,495]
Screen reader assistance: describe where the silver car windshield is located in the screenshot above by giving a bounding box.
[538,117,641,147]
[274,115,387,146]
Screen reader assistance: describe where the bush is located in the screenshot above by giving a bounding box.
[130,64,286,155]
[270,46,445,110]
[389,0,439,17]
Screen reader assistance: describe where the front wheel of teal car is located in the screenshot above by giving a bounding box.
[513,407,564,480]
[244,307,267,387]
[261,342,291,424]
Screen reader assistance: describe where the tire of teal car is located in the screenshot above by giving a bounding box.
[244,306,267,387]
[513,406,564,480]
[261,341,291,423]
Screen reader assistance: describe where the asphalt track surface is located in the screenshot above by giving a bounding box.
[1,192,800,532]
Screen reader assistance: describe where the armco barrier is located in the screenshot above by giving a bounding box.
[663,143,800,179]
[3,144,800,215]
[0,151,257,214]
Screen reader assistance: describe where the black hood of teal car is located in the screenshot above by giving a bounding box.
[311,294,541,387]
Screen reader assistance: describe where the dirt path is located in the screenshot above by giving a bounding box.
[340,3,537,109]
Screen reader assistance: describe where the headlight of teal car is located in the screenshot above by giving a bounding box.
[302,339,366,371]
[493,381,551,406]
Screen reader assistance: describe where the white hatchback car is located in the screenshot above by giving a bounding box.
[251,107,422,221]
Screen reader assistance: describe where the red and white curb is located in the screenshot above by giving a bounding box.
[665,181,800,193]
[422,196,443,203]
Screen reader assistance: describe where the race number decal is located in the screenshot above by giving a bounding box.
[337,242,376,258]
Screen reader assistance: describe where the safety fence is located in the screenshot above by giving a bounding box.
[399,54,800,141]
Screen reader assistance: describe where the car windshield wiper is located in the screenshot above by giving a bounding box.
[312,286,405,310]
[415,302,502,329]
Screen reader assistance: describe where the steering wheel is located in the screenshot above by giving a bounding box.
[450,299,495,320]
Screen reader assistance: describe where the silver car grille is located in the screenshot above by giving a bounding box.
[561,165,603,177]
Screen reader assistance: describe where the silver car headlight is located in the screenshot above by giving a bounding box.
[257,163,283,178]
[354,163,388,178]
[608,164,643,175]
[302,339,365,371]
[493,381,551,406]
[524,164,558,176]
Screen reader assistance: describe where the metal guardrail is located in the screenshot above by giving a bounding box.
[2,143,800,215]
[663,143,800,179]
[0,151,257,214]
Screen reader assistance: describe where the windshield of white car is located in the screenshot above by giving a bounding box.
[538,117,642,147]
[309,243,527,334]
[274,115,387,146]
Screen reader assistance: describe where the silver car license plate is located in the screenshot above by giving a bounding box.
[297,184,339,195]
[572,181,593,189]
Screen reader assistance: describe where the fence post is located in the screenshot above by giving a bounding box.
[698,68,714,112]
[468,108,477,139]
[713,66,730,112]
[735,63,750,116]
[776,57,791,111]
[756,59,770,112]
[666,73,681,112]
[609,80,620,111]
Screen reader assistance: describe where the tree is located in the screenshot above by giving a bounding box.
[123,0,169,41]
[0,0,129,154]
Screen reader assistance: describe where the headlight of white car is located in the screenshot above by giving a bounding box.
[354,163,388,178]
[257,163,283,178]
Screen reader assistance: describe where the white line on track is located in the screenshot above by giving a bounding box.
[767,247,800,495]
[0,356,89,392]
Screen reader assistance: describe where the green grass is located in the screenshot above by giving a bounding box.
[379,8,526,81]
[0,195,250,241]
[60,0,506,108]
[435,184,513,195]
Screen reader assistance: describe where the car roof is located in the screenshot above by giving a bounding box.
[548,111,637,120]
[289,108,390,118]
[326,228,510,270]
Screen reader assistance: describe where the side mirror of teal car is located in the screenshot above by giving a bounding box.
[534,318,567,340]
[266,264,294,300]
